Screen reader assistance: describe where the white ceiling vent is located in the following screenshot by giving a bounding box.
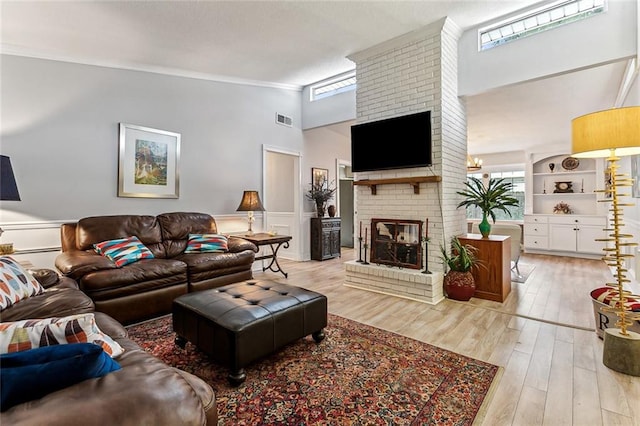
[275,113,292,127]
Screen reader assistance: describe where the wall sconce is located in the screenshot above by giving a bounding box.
[236,190,265,236]
[572,106,640,376]
[467,155,482,172]
[0,155,21,254]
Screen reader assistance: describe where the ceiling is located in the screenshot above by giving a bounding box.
[1,1,634,158]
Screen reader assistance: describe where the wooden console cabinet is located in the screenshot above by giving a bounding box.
[311,218,341,261]
[458,234,511,302]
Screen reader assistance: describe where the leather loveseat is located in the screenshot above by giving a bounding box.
[0,268,217,425]
[55,212,258,324]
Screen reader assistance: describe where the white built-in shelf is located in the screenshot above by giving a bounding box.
[533,192,596,196]
[533,170,596,177]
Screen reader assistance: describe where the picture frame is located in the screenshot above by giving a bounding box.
[312,167,328,189]
[118,123,181,198]
[632,155,640,198]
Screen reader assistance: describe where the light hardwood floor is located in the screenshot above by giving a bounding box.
[252,248,640,426]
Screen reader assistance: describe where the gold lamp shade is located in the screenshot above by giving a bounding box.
[572,106,640,158]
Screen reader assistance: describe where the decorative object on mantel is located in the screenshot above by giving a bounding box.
[236,190,265,236]
[440,236,480,301]
[553,201,573,214]
[553,181,574,193]
[548,162,555,173]
[561,156,580,170]
[466,154,482,172]
[572,105,640,376]
[456,177,519,238]
[306,174,336,218]
[0,155,21,254]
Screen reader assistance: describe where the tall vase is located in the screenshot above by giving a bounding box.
[478,212,491,238]
[316,202,325,218]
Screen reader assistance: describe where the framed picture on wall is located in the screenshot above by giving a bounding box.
[118,123,181,198]
[312,167,328,189]
[632,155,640,198]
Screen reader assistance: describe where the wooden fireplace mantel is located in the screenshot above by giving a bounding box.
[353,176,441,195]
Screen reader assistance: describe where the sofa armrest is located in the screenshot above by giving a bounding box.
[55,250,117,281]
[228,236,259,253]
[28,268,79,289]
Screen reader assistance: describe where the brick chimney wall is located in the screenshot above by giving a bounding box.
[348,18,467,272]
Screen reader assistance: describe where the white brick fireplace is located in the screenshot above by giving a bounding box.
[344,18,468,304]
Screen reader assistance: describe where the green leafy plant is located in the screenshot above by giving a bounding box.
[440,236,480,273]
[456,177,519,222]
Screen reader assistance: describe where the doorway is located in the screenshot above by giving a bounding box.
[336,159,354,248]
[263,146,301,260]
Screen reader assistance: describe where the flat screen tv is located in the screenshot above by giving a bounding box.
[350,111,432,172]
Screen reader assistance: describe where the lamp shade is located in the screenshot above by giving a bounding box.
[236,190,265,211]
[572,106,640,158]
[0,155,21,201]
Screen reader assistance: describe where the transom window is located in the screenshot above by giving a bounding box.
[310,71,356,101]
[479,0,606,51]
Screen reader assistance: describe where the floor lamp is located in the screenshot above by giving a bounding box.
[572,106,640,376]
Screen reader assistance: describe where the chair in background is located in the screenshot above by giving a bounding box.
[471,222,523,277]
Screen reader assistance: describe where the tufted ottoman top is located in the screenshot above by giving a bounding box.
[173,280,326,332]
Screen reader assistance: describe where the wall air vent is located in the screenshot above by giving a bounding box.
[275,113,292,127]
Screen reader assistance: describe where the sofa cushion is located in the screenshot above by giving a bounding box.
[94,236,155,267]
[0,256,45,310]
[80,258,188,300]
[0,287,94,322]
[1,343,121,411]
[76,215,166,258]
[184,234,228,253]
[157,212,218,257]
[0,313,124,357]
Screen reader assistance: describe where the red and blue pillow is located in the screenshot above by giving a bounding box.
[0,256,45,310]
[93,236,154,267]
[184,234,229,253]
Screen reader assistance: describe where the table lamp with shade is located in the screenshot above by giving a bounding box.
[236,190,265,236]
[571,106,640,376]
[0,155,21,254]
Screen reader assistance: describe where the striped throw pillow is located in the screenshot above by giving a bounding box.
[93,236,154,267]
[0,256,45,310]
[184,234,229,253]
[0,313,124,358]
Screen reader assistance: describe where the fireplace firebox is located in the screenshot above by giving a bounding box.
[371,218,423,269]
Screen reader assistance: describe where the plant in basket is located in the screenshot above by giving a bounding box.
[440,236,482,301]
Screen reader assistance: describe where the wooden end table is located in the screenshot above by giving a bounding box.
[243,233,292,278]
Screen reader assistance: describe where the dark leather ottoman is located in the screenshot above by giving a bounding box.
[172,279,327,385]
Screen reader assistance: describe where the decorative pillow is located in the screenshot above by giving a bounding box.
[0,256,45,310]
[591,287,640,311]
[0,313,124,357]
[93,236,154,267]
[1,343,121,411]
[184,234,229,253]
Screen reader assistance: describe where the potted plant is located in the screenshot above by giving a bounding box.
[306,178,336,217]
[440,236,481,301]
[457,177,519,238]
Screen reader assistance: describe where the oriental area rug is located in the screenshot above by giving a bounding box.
[127,314,500,425]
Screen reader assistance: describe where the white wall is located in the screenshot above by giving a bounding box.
[0,55,305,265]
[301,80,356,130]
[459,0,638,96]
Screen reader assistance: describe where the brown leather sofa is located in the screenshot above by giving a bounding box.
[55,212,258,325]
[0,271,217,425]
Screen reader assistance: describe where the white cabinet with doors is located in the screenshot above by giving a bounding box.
[525,214,606,257]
